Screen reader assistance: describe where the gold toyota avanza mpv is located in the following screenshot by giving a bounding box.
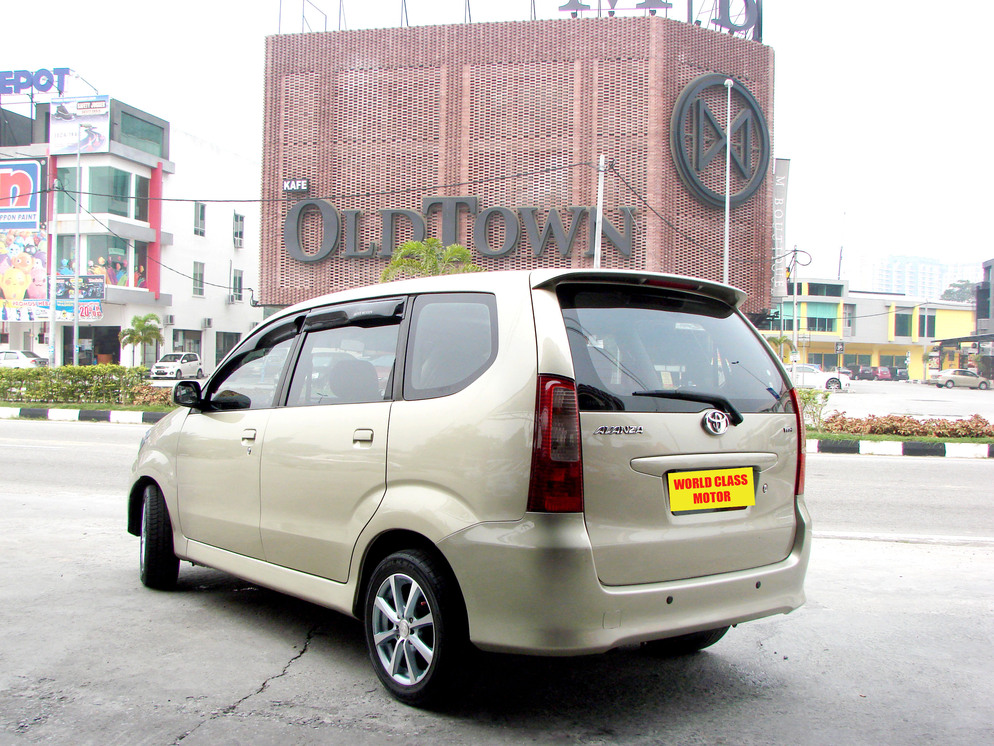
[128,269,810,706]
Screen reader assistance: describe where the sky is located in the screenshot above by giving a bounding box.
[5,0,991,284]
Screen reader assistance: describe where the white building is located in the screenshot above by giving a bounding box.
[851,254,982,300]
[0,97,262,371]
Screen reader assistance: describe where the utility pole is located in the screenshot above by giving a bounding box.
[593,155,606,269]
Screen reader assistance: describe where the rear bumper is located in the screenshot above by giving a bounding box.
[439,498,811,655]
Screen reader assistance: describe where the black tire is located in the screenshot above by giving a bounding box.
[945,379,955,389]
[196,369,204,379]
[642,626,730,657]
[175,370,182,379]
[363,550,466,707]
[140,484,179,590]
[979,382,989,390]
[825,378,841,391]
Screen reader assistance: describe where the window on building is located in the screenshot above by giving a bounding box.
[894,312,913,337]
[805,302,838,333]
[134,242,148,288]
[193,261,205,296]
[89,167,131,217]
[215,331,242,367]
[233,213,245,247]
[843,304,855,335]
[135,175,150,222]
[918,312,936,338]
[806,283,844,297]
[232,270,244,301]
[844,354,872,369]
[807,317,836,332]
[56,235,77,275]
[56,167,78,214]
[87,235,128,283]
[120,112,165,157]
[194,202,206,236]
[809,353,839,370]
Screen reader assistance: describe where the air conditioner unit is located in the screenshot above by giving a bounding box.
[163,315,175,326]
[202,318,213,329]
[225,294,237,305]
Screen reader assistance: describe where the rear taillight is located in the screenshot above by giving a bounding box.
[527,375,583,512]
[788,387,806,496]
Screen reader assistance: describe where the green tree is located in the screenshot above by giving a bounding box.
[380,238,482,282]
[940,280,976,303]
[763,334,795,362]
[119,313,164,367]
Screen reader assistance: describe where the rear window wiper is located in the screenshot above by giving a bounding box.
[632,389,744,426]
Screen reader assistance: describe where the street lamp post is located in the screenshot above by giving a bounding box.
[723,78,733,285]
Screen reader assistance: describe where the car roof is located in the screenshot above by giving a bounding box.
[268,269,747,327]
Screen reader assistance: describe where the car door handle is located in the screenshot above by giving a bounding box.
[353,429,374,446]
[241,429,257,444]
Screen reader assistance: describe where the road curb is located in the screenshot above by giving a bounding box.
[0,407,167,424]
[807,438,994,459]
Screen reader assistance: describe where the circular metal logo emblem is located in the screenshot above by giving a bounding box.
[702,409,730,436]
[670,73,771,208]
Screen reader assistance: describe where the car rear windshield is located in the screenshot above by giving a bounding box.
[558,284,790,414]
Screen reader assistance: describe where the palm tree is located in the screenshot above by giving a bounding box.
[119,313,164,367]
[763,334,795,362]
[380,238,482,282]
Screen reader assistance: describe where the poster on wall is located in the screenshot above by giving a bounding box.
[1,298,102,322]
[50,96,110,155]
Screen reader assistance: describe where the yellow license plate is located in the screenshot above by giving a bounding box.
[667,467,755,512]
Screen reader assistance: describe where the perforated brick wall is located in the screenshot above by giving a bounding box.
[261,16,774,315]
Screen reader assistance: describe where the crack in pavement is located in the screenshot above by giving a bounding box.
[172,625,319,744]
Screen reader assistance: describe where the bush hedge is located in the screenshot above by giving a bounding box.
[0,365,154,406]
[821,412,994,439]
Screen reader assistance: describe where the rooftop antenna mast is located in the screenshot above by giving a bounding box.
[531,0,537,20]
[400,0,409,26]
[338,0,347,30]
[465,0,472,23]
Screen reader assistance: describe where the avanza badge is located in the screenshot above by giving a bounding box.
[667,467,755,512]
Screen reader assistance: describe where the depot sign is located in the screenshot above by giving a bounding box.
[0,67,69,95]
[283,196,637,262]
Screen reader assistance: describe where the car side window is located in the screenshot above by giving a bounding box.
[204,323,298,411]
[286,322,399,407]
[403,293,498,400]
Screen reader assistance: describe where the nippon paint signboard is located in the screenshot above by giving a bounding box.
[50,96,111,155]
[0,160,45,230]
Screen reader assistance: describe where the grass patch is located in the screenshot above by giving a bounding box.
[808,430,994,445]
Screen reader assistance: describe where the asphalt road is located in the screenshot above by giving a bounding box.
[0,419,992,744]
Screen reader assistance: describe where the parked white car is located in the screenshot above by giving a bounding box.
[151,352,204,380]
[786,363,850,391]
[0,350,48,368]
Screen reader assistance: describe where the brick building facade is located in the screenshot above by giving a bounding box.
[260,16,774,315]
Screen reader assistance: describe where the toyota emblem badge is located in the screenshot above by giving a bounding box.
[702,409,730,436]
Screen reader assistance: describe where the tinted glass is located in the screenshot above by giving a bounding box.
[206,334,295,411]
[559,285,789,414]
[287,321,399,406]
[404,293,497,400]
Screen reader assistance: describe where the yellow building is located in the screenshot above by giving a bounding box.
[762,280,975,379]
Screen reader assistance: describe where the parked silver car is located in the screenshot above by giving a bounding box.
[0,350,48,368]
[929,368,990,389]
[128,269,810,706]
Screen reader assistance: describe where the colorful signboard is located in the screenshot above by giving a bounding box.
[0,68,69,95]
[0,160,45,230]
[50,96,111,155]
[1,298,103,322]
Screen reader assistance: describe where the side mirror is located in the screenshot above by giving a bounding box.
[173,380,203,408]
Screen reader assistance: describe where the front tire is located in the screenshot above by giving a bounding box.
[979,382,989,390]
[139,484,179,590]
[364,550,466,707]
[642,626,730,656]
[945,379,955,388]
